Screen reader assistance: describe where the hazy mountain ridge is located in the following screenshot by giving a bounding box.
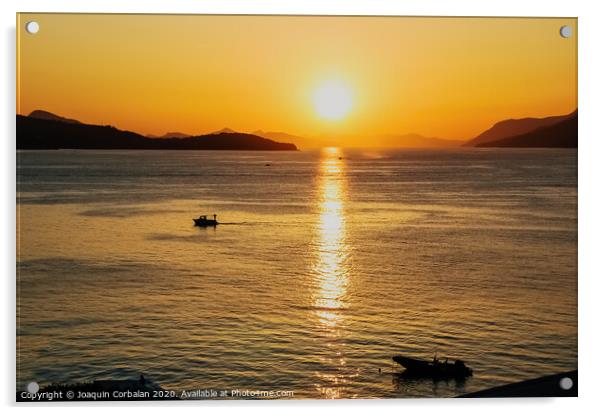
[253,131,463,149]
[377,133,464,148]
[211,128,238,135]
[160,132,191,139]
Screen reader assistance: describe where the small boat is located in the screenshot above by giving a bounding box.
[392,355,473,379]
[193,214,218,227]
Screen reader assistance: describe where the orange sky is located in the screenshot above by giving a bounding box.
[17,14,577,143]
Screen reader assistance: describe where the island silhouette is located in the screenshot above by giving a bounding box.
[17,111,298,151]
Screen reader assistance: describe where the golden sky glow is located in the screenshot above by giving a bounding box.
[17,14,577,143]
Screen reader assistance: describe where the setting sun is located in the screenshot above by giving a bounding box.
[17,15,576,143]
[312,80,353,121]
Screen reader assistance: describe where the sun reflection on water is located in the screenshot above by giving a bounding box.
[312,147,353,398]
[313,148,350,328]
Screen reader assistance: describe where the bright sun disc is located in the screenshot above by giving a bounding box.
[313,80,353,121]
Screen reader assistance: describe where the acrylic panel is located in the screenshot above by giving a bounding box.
[16,13,577,401]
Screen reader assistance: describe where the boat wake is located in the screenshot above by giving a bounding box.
[210,221,271,226]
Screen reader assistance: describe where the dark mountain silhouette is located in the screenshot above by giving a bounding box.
[17,114,297,151]
[477,111,577,148]
[28,110,82,124]
[464,110,576,147]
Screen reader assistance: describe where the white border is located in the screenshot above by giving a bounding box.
[3,1,602,414]
[3,0,585,17]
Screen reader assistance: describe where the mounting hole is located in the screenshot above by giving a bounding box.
[559,25,572,38]
[559,376,573,390]
[27,381,39,394]
[25,21,40,34]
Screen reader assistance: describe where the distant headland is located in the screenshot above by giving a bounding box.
[465,110,577,148]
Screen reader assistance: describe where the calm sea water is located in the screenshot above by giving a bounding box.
[16,148,577,398]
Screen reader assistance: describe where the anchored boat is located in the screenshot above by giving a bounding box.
[392,355,473,379]
[194,214,218,227]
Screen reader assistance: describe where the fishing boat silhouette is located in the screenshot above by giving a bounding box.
[193,214,218,227]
